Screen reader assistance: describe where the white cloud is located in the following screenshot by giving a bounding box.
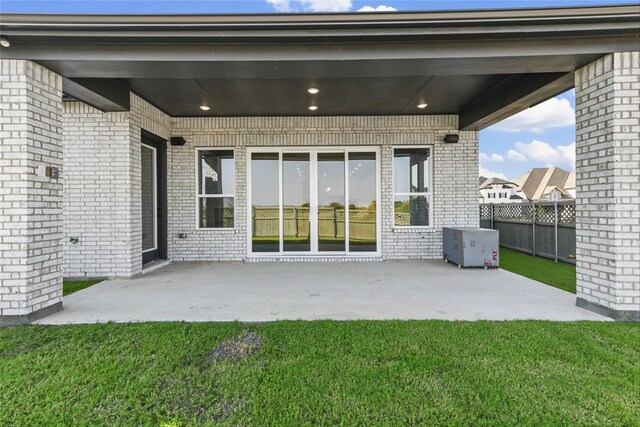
[507,149,527,162]
[513,140,575,169]
[489,97,575,133]
[267,0,352,12]
[479,152,504,163]
[267,0,292,11]
[304,0,352,11]
[479,166,508,181]
[357,5,397,11]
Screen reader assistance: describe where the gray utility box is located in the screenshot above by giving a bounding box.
[443,227,499,268]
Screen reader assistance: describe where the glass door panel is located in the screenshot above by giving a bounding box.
[141,144,156,253]
[251,153,280,252]
[283,153,311,252]
[348,152,377,252]
[317,153,346,252]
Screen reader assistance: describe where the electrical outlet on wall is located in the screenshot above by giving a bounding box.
[37,164,59,179]
[46,166,59,179]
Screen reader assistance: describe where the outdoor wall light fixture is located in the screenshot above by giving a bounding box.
[0,37,10,48]
[307,87,319,94]
[417,103,428,109]
[199,105,211,111]
[171,136,186,146]
[443,134,459,144]
[308,105,318,111]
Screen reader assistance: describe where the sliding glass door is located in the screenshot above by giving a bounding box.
[249,148,379,256]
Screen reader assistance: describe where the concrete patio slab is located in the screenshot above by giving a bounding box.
[39,261,609,324]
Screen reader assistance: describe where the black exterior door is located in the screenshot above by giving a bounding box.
[141,130,167,265]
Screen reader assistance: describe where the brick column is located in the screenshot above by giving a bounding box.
[0,60,64,325]
[575,52,640,321]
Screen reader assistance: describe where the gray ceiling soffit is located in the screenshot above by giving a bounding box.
[3,35,637,64]
[459,72,575,130]
[62,78,130,112]
[32,54,606,80]
[58,72,572,125]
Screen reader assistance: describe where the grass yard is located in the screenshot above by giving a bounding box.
[500,247,576,293]
[63,279,103,296]
[1,321,638,426]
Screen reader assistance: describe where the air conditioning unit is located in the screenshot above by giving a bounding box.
[443,227,499,268]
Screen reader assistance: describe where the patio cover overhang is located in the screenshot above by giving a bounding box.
[1,4,639,130]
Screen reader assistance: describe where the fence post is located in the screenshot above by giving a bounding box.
[554,202,559,262]
[490,203,494,229]
[531,202,536,257]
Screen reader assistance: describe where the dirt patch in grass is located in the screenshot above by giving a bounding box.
[205,330,264,363]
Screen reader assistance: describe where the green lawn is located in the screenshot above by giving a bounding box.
[63,280,103,296]
[1,321,638,426]
[500,247,576,293]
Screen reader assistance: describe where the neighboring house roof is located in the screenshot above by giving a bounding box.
[564,172,576,191]
[539,185,574,201]
[514,166,575,201]
[479,177,515,190]
[479,176,488,187]
[510,194,525,200]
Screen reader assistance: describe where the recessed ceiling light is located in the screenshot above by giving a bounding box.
[199,105,211,111]
[307,88,319,94]
[0,37,10,48]
[308,105,318,111]
[417,103,428,109]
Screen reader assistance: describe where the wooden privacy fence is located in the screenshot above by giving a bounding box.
[252,206,376,241]
[480,202,576,264]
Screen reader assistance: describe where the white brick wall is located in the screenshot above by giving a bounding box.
[128,95,172,273]
[0,60,63,317]
[170,116,479,261]
[62,94,170,278]
[575,52,640,318]
[61,99,479,274]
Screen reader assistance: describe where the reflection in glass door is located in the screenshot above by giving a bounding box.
[317,153,345,252]
[141,144,157,255]
[283,153,311,252]
[251,153,280,252]
[348,152,377,252]
[249,149,378,256]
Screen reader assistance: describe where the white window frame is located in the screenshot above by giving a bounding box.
[392,146,433,228]
[195,147,236,230]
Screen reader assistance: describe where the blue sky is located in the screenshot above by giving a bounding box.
[2,0,622,180]
[479,89,577,181]
[0,1,631,14]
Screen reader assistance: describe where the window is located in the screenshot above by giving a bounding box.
[393,147,431,226]
[197,149,235,228]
